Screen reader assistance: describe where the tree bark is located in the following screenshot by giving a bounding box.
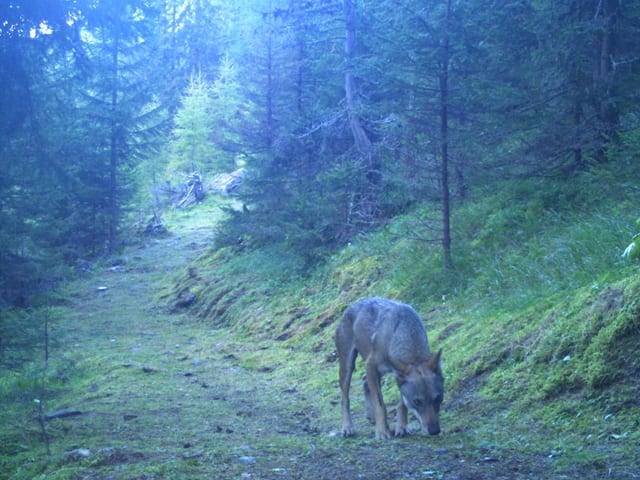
[343,0,372,155]
[593,0,619,132]
[343,0,380,227]
[439,0,453,270]
[108,31,120,252]
[266,20,274,148]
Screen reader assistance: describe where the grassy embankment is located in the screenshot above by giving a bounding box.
[165,169,640,472]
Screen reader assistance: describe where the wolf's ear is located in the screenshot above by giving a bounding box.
[426,349,442,375]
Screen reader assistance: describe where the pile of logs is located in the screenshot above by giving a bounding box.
[150,168,245,210]
[176,172,205,208]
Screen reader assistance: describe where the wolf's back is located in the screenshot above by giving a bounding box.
[344,297,431,361]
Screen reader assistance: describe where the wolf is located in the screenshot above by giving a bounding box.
[335,297,443,440]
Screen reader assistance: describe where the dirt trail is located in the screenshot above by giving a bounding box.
[44,220,608,480]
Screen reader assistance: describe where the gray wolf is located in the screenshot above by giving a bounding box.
[335,297,443,439]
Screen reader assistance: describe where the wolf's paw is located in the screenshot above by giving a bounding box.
[394,425,411,437]
[375,427,392,440]
[341,425,356,437]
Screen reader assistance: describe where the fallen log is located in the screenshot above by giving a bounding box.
[43,409,83,421]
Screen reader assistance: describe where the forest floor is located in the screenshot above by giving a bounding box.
[5,207,636,479]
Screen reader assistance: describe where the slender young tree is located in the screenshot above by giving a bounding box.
[168,73,217,175]
[439,0,453,269]
[343,0,371,155]
[343,0,380,225]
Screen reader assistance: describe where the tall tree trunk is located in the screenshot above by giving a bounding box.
[108,33,120,253]
[594,0,619,135]
[266,22,274,149]
[439,0,452,270]
[343,0,371,155]
[343,0,380,227]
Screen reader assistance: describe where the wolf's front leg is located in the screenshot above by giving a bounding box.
[338,347,357,437]
[365,359,391,440]
[395,399,410,437]
[341,410,355,436]
[339,363,356,436]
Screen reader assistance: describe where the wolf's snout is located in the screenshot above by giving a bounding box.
[417,413,440,435]
[415,403,441,436]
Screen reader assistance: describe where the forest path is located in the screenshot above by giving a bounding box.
[50,217,332,478]
[43,211,588,479]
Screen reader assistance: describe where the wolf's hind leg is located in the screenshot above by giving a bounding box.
[338,347,357,436]
[362,375,375,424]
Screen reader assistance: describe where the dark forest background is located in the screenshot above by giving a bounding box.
[2,0,640,307]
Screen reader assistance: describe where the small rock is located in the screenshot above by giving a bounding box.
[481,456,499,463]
[175,292,196,309]
[61,448,92,463]
[182,451,204,459]
[75,448,92,457]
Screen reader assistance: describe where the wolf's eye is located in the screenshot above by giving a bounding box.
[413,398,423,408]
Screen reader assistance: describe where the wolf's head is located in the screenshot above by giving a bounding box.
[397,349,444,435]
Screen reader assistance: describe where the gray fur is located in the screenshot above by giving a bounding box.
[336,297,444,439]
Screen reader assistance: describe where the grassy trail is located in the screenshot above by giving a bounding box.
[4,212,628,479]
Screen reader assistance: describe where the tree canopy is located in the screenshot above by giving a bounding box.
[1,0,639,305]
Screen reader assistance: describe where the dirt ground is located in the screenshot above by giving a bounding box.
[34,217,636,480]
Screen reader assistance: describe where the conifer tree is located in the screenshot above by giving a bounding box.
[80,0,165,250]
[168,73,217,176]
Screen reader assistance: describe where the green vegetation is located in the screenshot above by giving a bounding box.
[152,161,639,476]
[2,165,640,477]
[2,0,640,478]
